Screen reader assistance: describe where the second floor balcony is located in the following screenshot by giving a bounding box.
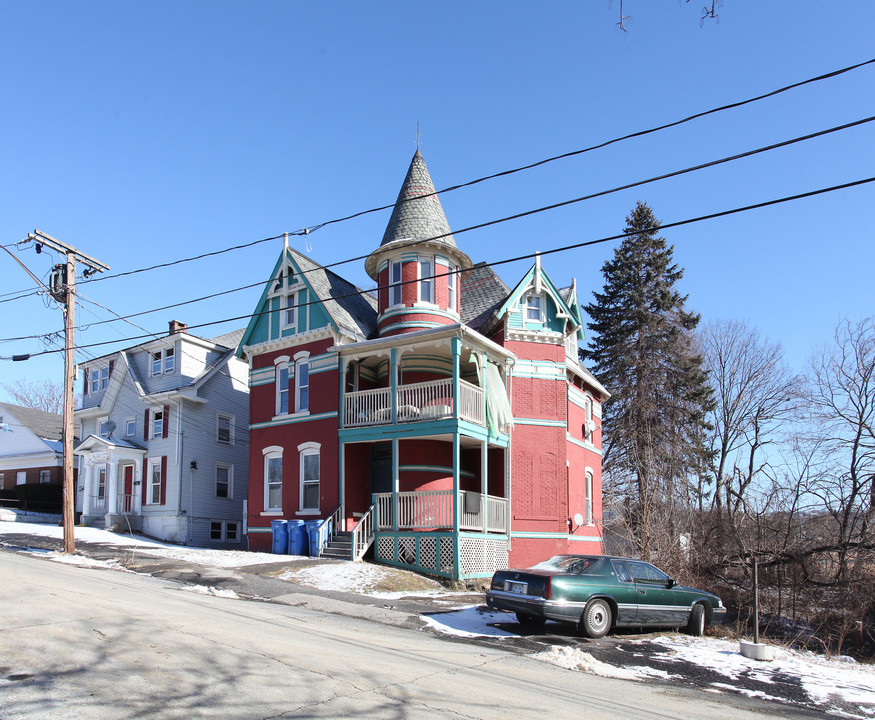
[342,377,485,428]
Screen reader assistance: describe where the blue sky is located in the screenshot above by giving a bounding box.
[1,1,873,399]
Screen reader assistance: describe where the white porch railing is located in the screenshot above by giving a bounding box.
[374,490,506,533]
[342,378,485,428]
[351,504,375,560]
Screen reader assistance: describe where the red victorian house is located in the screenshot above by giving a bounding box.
[237,151,608,579]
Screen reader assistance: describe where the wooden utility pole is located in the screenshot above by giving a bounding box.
[28,230,109,554]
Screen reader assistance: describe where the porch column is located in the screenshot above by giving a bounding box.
[390,348,398,425]
[107,460,119,515]
[392,436,399,533]
[451,338,461,420]
[338,441,346,532]
[82,462,94,517]
[452,432,461,578]
[481,439,488,533]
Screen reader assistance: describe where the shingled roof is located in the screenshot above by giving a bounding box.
[289,247,378,340]
[0,402,64,442]
[460,262,511,332]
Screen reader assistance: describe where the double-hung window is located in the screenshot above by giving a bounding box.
[125,417,136,437]
[299,443,320,512]
[389,260,403,307]
[90,366,109,393]
[97,466,107,501]
[152,409,164,439]
[39,470,51,483]
[217,412,234,445]
[585,470,594,526]
[295,356,309,413]
[418,258,434,304]
[98,418,111,439]
[151,347,175,376]
[147,458,162,505]
[216,463,232,499]
[447,264,457,312]
[525,293,544,323]
[276,362,291,415]
[263,447,283,512]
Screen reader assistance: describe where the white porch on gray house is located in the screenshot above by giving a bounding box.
[74,435,146,530]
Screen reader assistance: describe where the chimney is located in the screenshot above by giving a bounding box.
[168,320,188,336]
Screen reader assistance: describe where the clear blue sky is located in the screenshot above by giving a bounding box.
[1,1,873,400]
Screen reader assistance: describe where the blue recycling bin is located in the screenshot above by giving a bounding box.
[271,519,289,554]
[287,520,308,556]
[305,519,326,557]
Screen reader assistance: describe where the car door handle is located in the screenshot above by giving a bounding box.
[638,589,646,594]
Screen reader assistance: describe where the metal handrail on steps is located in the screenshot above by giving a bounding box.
[351,504,375,561]
[317,504,344,555]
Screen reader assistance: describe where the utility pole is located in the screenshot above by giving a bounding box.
[28,230,109,554]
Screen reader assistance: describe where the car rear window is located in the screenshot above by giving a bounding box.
[530,555,600,573]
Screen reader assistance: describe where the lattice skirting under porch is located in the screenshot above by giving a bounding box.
[374,532,508,580]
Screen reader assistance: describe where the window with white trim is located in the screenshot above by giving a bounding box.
[447,264,458,312]
[525,293,544,323]
[295,356,309,413]
[40,470,50,483]
[16,471,26,485]
[276,362,291,415]
[0,474,5,489]
[97,466,107,500]
[281,289,303,333]
[147,458,162,505]
[299,442,320,512]
[585,470,594,526]
[125,417,136,437]
[389,260,403,307]
[418,258,434,304]
[264,448,283,511]
[216,463,232,499]
[151,408,164,439]
[90,366,109,393]
[217,412,234,445]
[98,417,111,439]
[210,520,239,541]
[151,347,175,376]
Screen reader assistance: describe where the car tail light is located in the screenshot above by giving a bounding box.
[544,576,552,599]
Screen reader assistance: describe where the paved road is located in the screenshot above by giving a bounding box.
[1,551,807,720]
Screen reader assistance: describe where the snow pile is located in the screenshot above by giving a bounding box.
[647,635,875,712]
[532,646,641,679]
[279,561,445,596]
[179,585,240,599]
[0,508,60,523]
[421,607,517,637]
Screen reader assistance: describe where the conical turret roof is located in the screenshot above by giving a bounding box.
[379,150,457,249]
[366,150,471,280]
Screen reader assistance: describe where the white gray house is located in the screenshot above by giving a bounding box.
[74,321,249,547]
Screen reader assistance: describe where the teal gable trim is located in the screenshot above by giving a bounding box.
[515,417,567,428]
[495,263,581,337]
[511,531,603,542]
[566,433,603,454]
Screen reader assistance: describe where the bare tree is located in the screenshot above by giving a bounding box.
[804,317,875,581]
[1,378,64,414]
[699,319,799,523]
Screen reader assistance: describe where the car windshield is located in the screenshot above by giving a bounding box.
[529,555,600,574]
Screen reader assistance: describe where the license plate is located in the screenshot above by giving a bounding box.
[506,581,528,594]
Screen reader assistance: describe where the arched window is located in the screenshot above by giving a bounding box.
[263,446,284,512]
[298,442,321,512]
[294,352,310,413]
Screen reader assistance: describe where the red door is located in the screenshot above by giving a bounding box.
[123,465,134,512]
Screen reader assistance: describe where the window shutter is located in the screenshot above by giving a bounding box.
[108,360,115,378]
[142,458,148,505]
[83,370,89,396]
[162,404,170,439]
[144,409,149,441]
[160,456,168,505]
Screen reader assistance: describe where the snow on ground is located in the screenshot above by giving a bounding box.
[423,607,875,716]
[278,562,445,595]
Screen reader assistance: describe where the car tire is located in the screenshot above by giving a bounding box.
[515,612,546,627]
[579,599,612,639]
[686,603,706,636]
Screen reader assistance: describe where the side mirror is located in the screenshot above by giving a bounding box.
[667,578,677,588]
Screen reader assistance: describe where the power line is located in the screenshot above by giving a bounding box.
[3,56,872,302]
[7,174,873,361]
[3,111,872,344]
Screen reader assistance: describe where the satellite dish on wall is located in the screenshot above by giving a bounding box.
[573,513,584,528]
[105,420,116,438]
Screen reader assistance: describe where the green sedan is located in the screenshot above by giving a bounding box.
[485,555,727,638]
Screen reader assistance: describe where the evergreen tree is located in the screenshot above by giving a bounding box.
[583,201,713,562]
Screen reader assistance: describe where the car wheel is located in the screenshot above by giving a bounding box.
[579,599,612,639]
[515,612,546,627]
[686,603,705,636]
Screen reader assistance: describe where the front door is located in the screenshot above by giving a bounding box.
[369,443,393,495]
[122,464,134,513]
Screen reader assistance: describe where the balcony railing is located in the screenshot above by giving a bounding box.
[343,378,484,428]
[374,489,507,534]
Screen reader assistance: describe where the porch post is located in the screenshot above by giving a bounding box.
[392,436,399,533]
[453,431,460,578]
[339,441,346,532]
[481,439,488,533]
[390,348,398,425]
[82,461,94,518]
[107,460,119,515]
[451,338,461,420]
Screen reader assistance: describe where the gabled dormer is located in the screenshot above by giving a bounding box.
[238,241,377,359]
[492,256,583,346]
[364,150,472,338]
